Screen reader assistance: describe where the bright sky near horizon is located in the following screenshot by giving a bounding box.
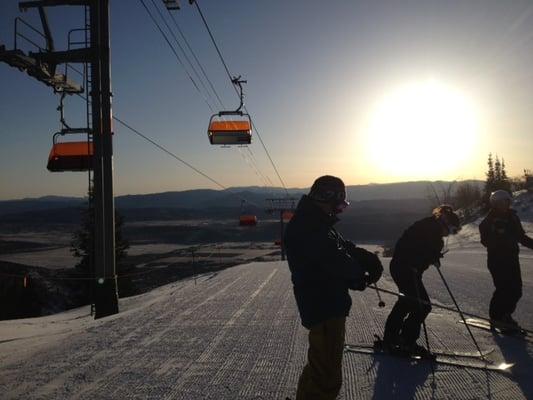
[1,0,533,200]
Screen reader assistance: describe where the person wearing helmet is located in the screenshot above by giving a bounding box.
[479,190,533,332]
[284,175,383,400]
[382,205,461,357]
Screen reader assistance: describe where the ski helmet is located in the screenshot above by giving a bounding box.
[433,204,461,234]
[309,175,350,213]
[489,190,512,208]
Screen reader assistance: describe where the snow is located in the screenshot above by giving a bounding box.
[1,211,532,398]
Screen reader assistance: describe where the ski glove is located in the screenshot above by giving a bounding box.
[346,244,383,285]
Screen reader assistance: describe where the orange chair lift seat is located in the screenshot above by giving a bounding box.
[208,119,252,145]
[47,141,94,172]
[239,215,257,226]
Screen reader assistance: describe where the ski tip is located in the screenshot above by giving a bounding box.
[495,362,514,371]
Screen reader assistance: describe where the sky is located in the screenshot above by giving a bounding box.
[1,0,533,200]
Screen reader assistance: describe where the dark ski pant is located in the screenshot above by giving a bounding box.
[383,262,431,346]
[487,253,522,320]
[296,317,345,400]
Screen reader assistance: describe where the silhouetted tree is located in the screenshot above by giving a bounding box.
[494,156,502,182]
[71,189,131,299]
[483,153,512,208]
[501,158,508,182]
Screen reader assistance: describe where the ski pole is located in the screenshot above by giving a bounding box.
[372,283,385,308]
[434,264,487,362]
[370,286,533,335]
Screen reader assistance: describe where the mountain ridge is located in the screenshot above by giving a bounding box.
[0,180,483,216]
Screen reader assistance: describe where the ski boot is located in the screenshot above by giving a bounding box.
[500,315,526,335]
[401,343,436,360]
[374,335,404,355]
[490,317,514,332]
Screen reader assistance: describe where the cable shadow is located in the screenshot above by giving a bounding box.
[493,333,533,399]
[371,356,433,400]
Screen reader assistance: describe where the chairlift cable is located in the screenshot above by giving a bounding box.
[161,4,275,189]
[246,147,275,188]
[165,8,225,109]
[193,1,234,86]
[113,116,260,207]
[193,1,289,196]
[149,0,279,192]
[139,0,217,113]
[114,116,225,188]
[149,0,215,107]
[237,147,270,189]
[140,1,278,202]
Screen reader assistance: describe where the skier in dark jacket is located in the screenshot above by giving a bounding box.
[285,175,383,400]
[479,190,533,331]
[383,205,461,356]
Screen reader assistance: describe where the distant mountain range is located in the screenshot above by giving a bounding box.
[0,180,486,243]
[0,180,482,218]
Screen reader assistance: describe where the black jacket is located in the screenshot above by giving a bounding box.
[479,209,533,256]
[284,195,365,329]
[392,216,444,273]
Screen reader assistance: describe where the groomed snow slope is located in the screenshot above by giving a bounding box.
[1,195,533,399]
[1,254,532,399]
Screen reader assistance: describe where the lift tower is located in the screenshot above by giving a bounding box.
[0,0,119,318]
[265,198,297,261]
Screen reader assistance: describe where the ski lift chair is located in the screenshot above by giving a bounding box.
[208,112,252,145]
[239,199,257,226]
[207,76,252,146]
[282,211,294,223]
[239,214,257,226]
[47,131,93,172]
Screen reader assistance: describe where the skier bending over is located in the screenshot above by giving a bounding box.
[479,190,533,332]
[383,205,461,356]
[285,175,383,400]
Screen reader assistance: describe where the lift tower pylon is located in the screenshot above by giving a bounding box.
[1,0,119,318]
[265,198,298,261]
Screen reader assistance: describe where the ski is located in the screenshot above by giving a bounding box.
[459,318,532,343]
[344,345,514,373]
[345,342,495,359]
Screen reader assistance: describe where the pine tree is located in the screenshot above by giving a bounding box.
[501,158,508,181]
[494,155,501,182]
[483,153,512,209]
[500,158,512,192]
[71,189,131,298]
[486,153,495,185]
[483,153,495,207]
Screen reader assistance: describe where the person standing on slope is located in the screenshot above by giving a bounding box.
[479,190,533,332]
[284,175,383,400]
[383,205,461,356]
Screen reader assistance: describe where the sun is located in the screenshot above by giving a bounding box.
[362,79,480,180]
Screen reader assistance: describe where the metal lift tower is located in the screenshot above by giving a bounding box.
[0,0,119,318]
[265,198,298,261]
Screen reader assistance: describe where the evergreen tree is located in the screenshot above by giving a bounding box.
[500,158,512,192]
[483,153,495,207]
[71,189,131,298]
[501,158,508,181]
[494,155,501,182]
[483,153,512,209]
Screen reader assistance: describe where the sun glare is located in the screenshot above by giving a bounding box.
[362,80,480,180]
